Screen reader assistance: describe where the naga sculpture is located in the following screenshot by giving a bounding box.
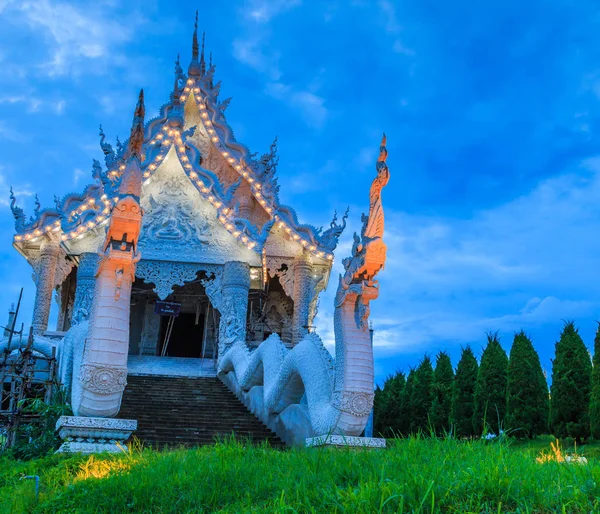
[65,91,145,418]
[218,134,389,444]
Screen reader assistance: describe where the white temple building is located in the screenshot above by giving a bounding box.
[6,18,389,449]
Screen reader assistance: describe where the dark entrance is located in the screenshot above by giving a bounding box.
[158,313,204,358]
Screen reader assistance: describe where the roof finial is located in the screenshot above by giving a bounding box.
[34,194,41,217]
[200,31,206,76]
[188,11,202,76]
[127,89,145,157]
[192,10,199,61]
[173,53,182,103]
[378,132,388,165]
[209,51,213,69]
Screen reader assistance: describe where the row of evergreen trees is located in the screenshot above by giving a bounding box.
[374,322,600,441]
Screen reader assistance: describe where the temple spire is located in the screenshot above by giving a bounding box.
[192,10,199,60]
[188,11,202,76]
[200,31,206,76]
[173,54,182,103]
[127,89,145,158]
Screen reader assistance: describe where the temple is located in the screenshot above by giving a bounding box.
[5,17,389,449]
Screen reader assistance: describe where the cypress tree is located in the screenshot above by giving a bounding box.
[506,331,549,438]
[550,321,592,443]
[398,368,416,436]
[590,323,600,439]
[431,352,454,436]
[473,333,509,435]
[410,356,434,434]
[374,372,405,437]
[452,346,478,438]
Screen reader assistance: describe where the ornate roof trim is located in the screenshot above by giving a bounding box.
[12,29,346,262]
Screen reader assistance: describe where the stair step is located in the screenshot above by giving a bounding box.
[117,375,285,448]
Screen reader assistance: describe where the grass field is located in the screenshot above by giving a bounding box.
[1,436,600,513]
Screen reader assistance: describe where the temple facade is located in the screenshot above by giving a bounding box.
[6,18,389,448]
[10,25,346,364]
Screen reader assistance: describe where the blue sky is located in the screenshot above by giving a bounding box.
[0,0,599,384]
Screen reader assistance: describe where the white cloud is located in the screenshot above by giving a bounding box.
[265,82,328,128]
[232,37,282,81]
[0,166,34,206]
[233,0,302,80]
[0,121,26,142]
[73,168,86,186]
[54,99,66,115]
[242,0,302,24]
[377,0,415,56]
[0,94,66,114]
[4,0,143,77]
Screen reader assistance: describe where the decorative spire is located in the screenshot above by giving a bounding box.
[192,10,199,60]
[173,54,182,104]
[34,194,41,217]
[188,11,202,76]
[127,89,145,158]
[9,187,26,232]
[200,31,206,76]
[209,51,212,69]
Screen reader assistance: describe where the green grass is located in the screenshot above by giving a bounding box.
[1,436,600,513]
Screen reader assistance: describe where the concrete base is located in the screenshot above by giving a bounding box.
[305,434,386,449]
[55,416,137,454]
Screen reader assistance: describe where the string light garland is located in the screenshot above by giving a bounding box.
[14,77,335,262]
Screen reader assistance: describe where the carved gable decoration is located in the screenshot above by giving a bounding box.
[138,148,260,265]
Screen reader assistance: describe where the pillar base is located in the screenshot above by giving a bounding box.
[305,434,386,449]
[55,416,137,454]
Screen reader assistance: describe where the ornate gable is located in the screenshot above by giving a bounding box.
[11,22,347,278]
[139,146,260,266]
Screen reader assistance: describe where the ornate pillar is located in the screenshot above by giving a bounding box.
[139,302,161,356]
[291,250,313,345]
[32,240,60,335]
[72,253,100,321]
[218,261,250,355]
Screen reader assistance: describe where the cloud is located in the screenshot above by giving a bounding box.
[0,166,34,206]
[232,37,282,81]
[242,0,302,24]
[377,0,415,56]
[73,168,86,186]
[232,0,302,80]
[0,94,66,114]
[0,121,26,142]
[3,0,144,77]
[265,82,328,128]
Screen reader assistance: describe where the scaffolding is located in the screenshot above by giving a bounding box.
[0,290,58,450]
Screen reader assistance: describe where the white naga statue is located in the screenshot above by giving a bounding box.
[218,135,389,444]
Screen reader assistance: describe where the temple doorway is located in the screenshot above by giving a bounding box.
[158,312,204,358]
[129,270,220,359]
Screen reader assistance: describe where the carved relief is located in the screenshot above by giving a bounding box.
[331,390,374,417]
[136,260,221,300]
[80,364,128,395]
[139,149,259,265]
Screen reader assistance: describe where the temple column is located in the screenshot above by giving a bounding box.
[139,302,161,356]
[218,261,250,355]
[72,253,100,321]
[32,240,60,335]
[291,250,313,345]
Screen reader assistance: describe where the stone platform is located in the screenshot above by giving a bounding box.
[305,434,386,449]
[55,416,137,453]
[127,356,217,378]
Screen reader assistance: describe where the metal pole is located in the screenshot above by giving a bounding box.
[6,288,23,354]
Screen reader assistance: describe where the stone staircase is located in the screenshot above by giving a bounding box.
[117,375,286,449]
